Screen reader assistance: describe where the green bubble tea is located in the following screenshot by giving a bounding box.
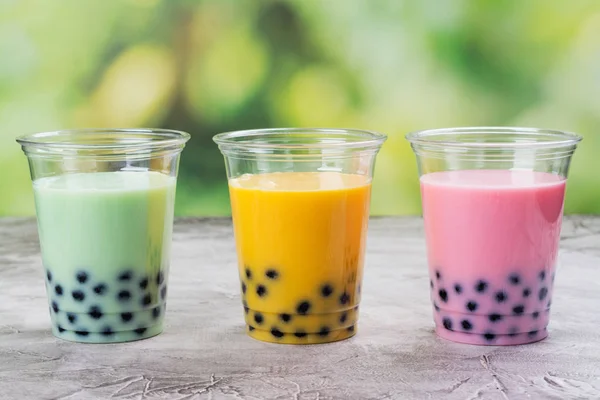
[34,171,176,343]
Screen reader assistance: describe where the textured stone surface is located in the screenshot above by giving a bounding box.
[0,216,599,400]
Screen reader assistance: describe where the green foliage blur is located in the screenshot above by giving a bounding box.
[1,0,599,216]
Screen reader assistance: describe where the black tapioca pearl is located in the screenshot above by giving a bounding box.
[483,332,496,341]
[119,270,133,281]
[430,280,434,289]
[271,328,284,338]
[340,312,348,324]
[475,280,488,293]
[318,327,330,337]
[461,320,473,331]
[321,284,334,297]
[243,306,249,314]
[435,270,441,280]
[513,305,525,315]
[495,291,508,303]
[152,306,161,319]
[466,301,478,312]
[532,311,540,319]
[434,302,440,312]
[76,271,89,284]
[88,306,103,320]
[509,274,521,285]
[118,290,131,301]
[101,327,114,336]
[55,285,63,296]
[438,289,448,303]
[280,313,291,323]
[248,325,255,331]
[547,300,552,308]
[93,283,107,295]
[265,269,279,280]
[72,290,85,302]
[57,325,65,333]
[121,312,133,323]
[528,330,538,337]
[523,288,531,298]
[141,293,152,306]
[454,284,462,294]
[134,327,147,335]
[442,317,452,330]
[256,284,267,297]
[294,331,307,338]
[75,330,89,336]
[339,292,350,305]
[51,301,59,313]
[357,284,361,294]
[245,267,252,280]
[539,287,548,301]
[156,271,164,286]
[241,282,247,294]
[508,331,519,338]
[46,270,52,282]
[552,273,556,282]
[539,270,546,281]
[139,278,149,290]
[254,312,264,325]
[296,301,311,315]
[488,313,503,322]
[67,313,76,324]
[347,325,355,332]
[160,286,167,300]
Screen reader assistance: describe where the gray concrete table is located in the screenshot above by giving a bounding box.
[1,217,599,400]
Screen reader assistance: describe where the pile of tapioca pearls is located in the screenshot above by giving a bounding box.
[240,265,360,344]
[431,269,554,342]
[45,268,167,340]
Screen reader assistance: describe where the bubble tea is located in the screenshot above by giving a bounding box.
[214,128,386,344]
[407,127,581,345]
[17,129,189,343]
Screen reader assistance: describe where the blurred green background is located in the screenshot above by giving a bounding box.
[1,0,599,216]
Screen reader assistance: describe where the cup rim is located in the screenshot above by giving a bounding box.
[16,128,191,152]
[405,126,582,149]
[213,127,387,151]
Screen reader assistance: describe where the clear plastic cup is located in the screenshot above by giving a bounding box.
[17,128,189,343]
[214,128,386,344]
[406,127,582,345]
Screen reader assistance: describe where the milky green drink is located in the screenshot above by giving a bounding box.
[34,171,176,343]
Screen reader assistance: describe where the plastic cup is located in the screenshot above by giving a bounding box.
[17,128,189,343]
[214,128,386,344]
[406,127,582,345]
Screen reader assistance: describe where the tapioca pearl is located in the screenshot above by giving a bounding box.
[532,311,540,319]
[118,290,132,302]
[475,280,488,293]
[152,306,161,319]
[101,327,114,336]
[508,329,519,337]
[248,325,255,332]
[523,288,531,298]
[88,306,103,320]
[139,278,149,290]
[134,327,147,335]
[121,312,133,323]
[241,282,247,294]
[339,292,350,305]
[347,325,355,332]
[551,272,556,282]
[509,274,521,285]
[254,312,264,325]
[93,284,107,295]
[357,284,361,294]
[321,284,334,298]
[55,285,63,296]
[466,301,478,312]
[433,303,440,312]
[46,270,52,283]
[296,301,311,315]
[435,271,441,280]
[461,320,473,331]
[156,271,164,286]
[265,269,279,280]
[454,284,462,294]
[318,327,330,337]
[280,313,291,323]
[528,330,538,337]
[430,280,434,289]
[75,330,89,336]
[141,293,152,306]
[57,325,66,333]
[72,290,85,302]
[488,313,502,322]
[119,270,133,282]
[438,289,448,303]
[442,317,452,330]
[539,271,546,281]
[495,291,508,303]
[51,301,59,313]
[513,305,525,315]
[76,271,89,284]
[294,331,307,338]
[340,312,348,324]
[67,313,77,324]
[245,267,252,280]
[483,332,496,341]
[539,287,548,301]
[271,328,285,338]
[256,284,267,297]
[160,286,167,300]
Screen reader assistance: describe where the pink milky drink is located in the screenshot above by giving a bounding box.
[407,127,582,345]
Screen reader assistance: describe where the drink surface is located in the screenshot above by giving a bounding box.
[229,172,372,344]
[34,171,176,343]
[421,169,566,345]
